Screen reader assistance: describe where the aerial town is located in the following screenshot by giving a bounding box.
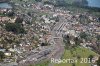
[0,0,100,66]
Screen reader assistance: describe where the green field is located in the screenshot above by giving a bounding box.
[54,46,98,66]
[33,61,49,66]
[29,61,49,66]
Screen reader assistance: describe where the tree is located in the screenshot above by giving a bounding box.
[63,35,70,40]
[27,12,32,17]
[63,35,71,49]
[88,55,94,62]
[72,0,88,6]
[97,35,100,41]
[56,0,66,6]
[80,32,87,39]
[5,23,26,34]
[7,12,14,17]
[74,37,80,46]
[35,0,42,2]
[55,16,59,22]
[44,1,54,5]
[15,17,23,23]
[41,42,48,46]
[0,51,5,60]
[72,63,75,66]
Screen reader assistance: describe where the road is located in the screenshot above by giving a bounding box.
[48,18,66,66]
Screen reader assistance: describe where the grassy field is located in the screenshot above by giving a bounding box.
[29,47,98,66]
[30,61,49,66]
[54,46,98,66]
